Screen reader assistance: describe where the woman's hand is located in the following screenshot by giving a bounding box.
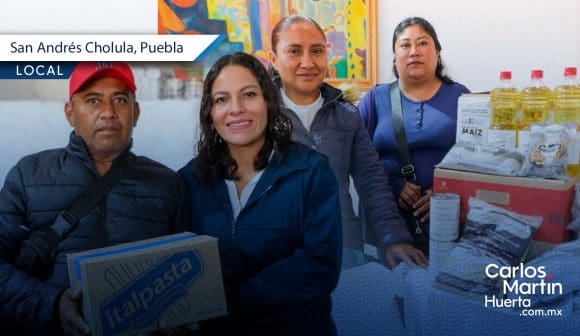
[413,189,432,222]
[397,182,422,209]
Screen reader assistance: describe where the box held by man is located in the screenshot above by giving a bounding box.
[67,232,227,336]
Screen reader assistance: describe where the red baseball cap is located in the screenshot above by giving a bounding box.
[69,61,137,100]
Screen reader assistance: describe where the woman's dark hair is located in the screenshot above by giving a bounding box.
[196,52,293,184]
[391,17,454,84]
[268,14,326,81]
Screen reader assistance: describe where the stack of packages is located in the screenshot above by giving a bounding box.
[429,67,579,315]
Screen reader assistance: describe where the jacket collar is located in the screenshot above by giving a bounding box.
[243,144,311,211]
[318,82,343,105]
[195,144,311,210]
[274,80,344,134]
[66,131,134,176]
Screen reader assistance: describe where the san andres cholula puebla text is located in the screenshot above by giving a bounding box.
[10,41,184,54]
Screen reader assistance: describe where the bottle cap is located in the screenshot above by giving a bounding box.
[500,71,512,80]
[531,70,543,79]
[564,67,577,77]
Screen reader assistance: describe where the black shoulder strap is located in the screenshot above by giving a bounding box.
[389,82,416,182]
[51,153,134,237]
[367,84,381,140]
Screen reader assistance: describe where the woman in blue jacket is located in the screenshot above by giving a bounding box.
[179,52,342,335]
[268,14,427,268]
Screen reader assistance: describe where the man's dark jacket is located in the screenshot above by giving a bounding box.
[0,133,188,334]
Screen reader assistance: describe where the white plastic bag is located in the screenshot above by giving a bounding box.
[434,198,542,299]
[520,123,576,180]
[438,140,524,176]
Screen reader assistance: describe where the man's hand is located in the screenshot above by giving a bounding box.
[59,288,91,336]
[386,243,428,269]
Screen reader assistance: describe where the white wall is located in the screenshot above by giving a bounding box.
[378,0,580,92]
[0,0,155,34]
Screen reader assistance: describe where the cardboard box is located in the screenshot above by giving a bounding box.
[456,94,518,148]
[433,168,575,244]
[67,232,227,336]
[456,94,492,144]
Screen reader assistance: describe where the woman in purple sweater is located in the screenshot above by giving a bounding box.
[358,17,470,254]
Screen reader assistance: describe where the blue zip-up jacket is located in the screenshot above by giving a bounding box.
[0,132,188,335]
[179,143,341,335]
[276,80,412,251]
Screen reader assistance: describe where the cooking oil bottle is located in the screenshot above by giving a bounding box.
[488,71,520,147]
[490,71,520,130]
[553,67,580,129]
[518,70,552,151]
[521,70,551,130]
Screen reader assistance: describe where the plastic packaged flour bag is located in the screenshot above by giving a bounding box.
[438,140,524,176]
[434,198,542,299]
[520,123,576,180]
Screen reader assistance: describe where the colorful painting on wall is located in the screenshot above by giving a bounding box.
[158,0,377,90]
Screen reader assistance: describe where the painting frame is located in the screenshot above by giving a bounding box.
[159,0,378,91]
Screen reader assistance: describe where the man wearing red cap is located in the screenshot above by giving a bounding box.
[0,62,188,335]
[65,62,140,176]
